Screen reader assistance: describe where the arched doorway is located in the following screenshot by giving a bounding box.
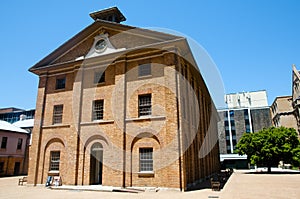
[90,142,103,185]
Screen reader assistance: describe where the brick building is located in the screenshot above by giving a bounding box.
[28,7,220,190]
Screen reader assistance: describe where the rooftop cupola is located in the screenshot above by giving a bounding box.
[89,7,126,23]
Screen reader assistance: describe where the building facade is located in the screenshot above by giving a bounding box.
[270,96,297,129]
[28,7,220,190]
[218,91,272,168]
[292,65,300,135]
[0,120,30,176]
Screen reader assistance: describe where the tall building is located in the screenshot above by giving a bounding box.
[218,90,272,168]
[28,7,220,190]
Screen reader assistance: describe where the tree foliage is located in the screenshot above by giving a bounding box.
[236,127,300,172]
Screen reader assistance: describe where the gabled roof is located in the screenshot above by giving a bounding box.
[13,119,34,128]
[29,19,185,73]
[0,120,28,134]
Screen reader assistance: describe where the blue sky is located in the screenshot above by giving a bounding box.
[0,0,300,109]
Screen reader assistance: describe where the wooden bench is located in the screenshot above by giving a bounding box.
[210,177,221,191]
[18,176,27,186]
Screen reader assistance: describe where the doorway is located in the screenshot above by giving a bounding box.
[90,142,103,185]
[14,162,20,175]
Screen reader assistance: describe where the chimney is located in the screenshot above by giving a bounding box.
[89,7,126,23]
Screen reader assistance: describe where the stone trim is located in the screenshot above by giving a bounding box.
[42,124,71,129]
[125,116,166,122]
[80,120,115,126]
[138,171,155,177]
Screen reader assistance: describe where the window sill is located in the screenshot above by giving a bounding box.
[80,120,114,126]
[138,75,152,79]
[126,116,166,122]
[42,124,70,129]
[138,171,154,177]
[53,88,66,93]
[48,170,60,176]
[94,82,105,86]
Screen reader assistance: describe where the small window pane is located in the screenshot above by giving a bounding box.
[229,110,234,117]
[138,63,151,76]
[92,100,104,120]
[140,148,153,172]
[56,77,66,90]
[1,137,7,149]
[94,71,105,84]
[17,138,23,150]
[138,94,151,117]
[49,151,60,171]
[53,105,63,124]
[0,162,4,173]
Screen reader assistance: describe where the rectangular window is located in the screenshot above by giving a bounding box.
[230,120,235,128]
[17,138,23,150]
[182,97,186,119]
[0,162,4,173]
[224,111,228,119]
[49,151,60,171]
[245,124,251,133]
[1,137,7,149]
[184,64,188,79]
[232,140,237,149]
[181,65,185,79]
[53,105,63,124]
[224,121,229,127]
[138,63,151,77]
[244,109,249,119]
[225,130,230,137]
[191,77,195,89]
[92,100,104,120]
[94,71,105,84]
[138,94,152,117]
[55,77,66,90]
[231,130,236,137]
[139,148,153,172]
[229,110,234,118]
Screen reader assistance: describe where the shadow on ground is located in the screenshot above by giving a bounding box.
[186,170,233,192]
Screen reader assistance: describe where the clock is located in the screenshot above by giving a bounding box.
[95,39,107,52]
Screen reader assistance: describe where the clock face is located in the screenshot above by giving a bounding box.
[95,39,107,52]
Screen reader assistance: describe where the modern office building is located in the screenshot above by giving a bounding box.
[218,90,272,168]
[0,107,35,124]
[27,7,220,190]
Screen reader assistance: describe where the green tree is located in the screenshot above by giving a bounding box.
[236,127,300,173]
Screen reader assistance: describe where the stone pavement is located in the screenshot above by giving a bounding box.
[0,169,299,199]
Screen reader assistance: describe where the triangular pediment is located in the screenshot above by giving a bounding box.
[29,20,184,72]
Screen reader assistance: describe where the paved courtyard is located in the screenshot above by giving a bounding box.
[0,170,299,199]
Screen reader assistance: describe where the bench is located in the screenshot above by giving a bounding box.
[18,176,27,186]
[210,177,221,191]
